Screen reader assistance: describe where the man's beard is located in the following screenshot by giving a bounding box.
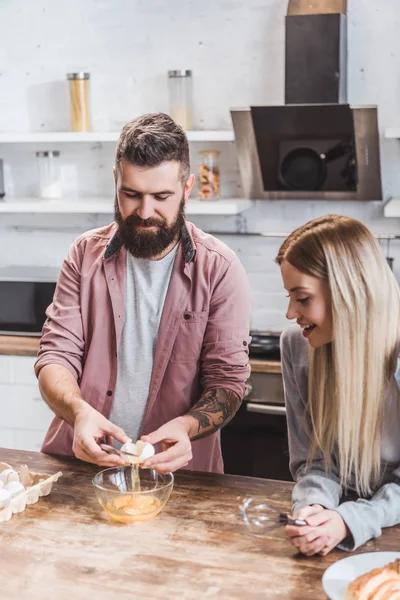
[114,196,186,259]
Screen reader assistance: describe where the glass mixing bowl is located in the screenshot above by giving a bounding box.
[92,466,174,523]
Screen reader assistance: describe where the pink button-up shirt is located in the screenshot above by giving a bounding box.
[35,221,252,472]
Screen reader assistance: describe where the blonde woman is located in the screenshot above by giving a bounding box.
[276,214,400,556]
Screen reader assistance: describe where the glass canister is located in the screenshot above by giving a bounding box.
[36,151,61,198]
[0,159,5,199]
[67,72,92,132]
[198,150,221,200]
[168,70,193,130]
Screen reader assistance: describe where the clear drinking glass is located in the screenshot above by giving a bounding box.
[168,70,193,130]
[36,151,61,198]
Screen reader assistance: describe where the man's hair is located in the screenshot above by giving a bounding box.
[115,112,190,184]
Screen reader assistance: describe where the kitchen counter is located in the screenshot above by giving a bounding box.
[249,358,281,374]
[0,335,282,373]
[2,449,400,599]
[0,335,40,357]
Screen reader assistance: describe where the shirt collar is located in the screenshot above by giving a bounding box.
[104,221,196,263]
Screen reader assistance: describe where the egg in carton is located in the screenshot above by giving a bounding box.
[0,462,63,523]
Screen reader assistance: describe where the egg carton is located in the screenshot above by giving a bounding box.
[0,462,63,523]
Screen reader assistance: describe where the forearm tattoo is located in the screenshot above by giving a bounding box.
[188,388,241,440]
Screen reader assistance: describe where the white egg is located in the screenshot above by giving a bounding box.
[4,481,25,498]
[121,441,137,456]
[136,441,155,462]
[0,488,11,509]
[0,468,19,485]
[120,440,155,463]
[0,480,4,490]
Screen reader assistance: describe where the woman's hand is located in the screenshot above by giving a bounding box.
[285,505,349,556]
[294,504,325,520]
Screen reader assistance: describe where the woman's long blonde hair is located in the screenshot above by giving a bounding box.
[276,215,400,495]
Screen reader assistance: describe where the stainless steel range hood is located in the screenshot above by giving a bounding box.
[231,1,382,201]
[231,105,382,201]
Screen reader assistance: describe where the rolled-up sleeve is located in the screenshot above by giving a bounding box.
[34,240,85,381]
[200,256,252,398]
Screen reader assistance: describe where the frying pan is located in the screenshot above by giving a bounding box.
[279,140,351,191]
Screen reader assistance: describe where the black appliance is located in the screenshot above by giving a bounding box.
[251,105,357,193]
[249,331,281,361]
[221,371,291,481]
[222,332,290,481]
[0,266,57,335]
[231,1,382,201]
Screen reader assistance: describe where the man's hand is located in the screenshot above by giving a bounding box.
[72,403,130,466]
[285,505,349,556]
[140,416,195,473]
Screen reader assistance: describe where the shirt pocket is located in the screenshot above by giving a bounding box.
[170,310,209,363]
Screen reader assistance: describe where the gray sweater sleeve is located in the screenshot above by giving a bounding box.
[280,327,343,513]
[335,480,400,551]
[281,325,400,552]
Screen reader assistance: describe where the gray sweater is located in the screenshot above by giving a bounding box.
[281,324,400,551]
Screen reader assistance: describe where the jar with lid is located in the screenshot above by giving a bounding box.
[0,159,4,199]
[36,151,61,198]
[67,72,92,132]
[198,150,221,200]
[168,70,193,130]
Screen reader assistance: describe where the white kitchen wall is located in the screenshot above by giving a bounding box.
[1,0,400,331]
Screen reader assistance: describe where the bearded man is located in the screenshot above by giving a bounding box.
[35,113,252,474]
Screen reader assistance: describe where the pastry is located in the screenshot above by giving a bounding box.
[346,559,400,600]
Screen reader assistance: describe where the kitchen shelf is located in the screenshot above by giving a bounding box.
[384,129,400,139]
[0,130,235,143]
[383,198,400,217]
[0,198,253,215]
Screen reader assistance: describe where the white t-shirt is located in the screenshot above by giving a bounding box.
[110,243,179,442]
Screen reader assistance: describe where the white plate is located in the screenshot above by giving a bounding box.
[322,551,400,600]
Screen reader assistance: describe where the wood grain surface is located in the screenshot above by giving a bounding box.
[0,335,40,357]
[249,359,282,374]
[0,336,282,374]
[287,0,347,15]
[1,448,399,600]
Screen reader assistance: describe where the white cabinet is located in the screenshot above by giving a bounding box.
[0,355,53,452]
[0,356,12,383]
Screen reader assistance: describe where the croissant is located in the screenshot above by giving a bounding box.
[346,559,400,600]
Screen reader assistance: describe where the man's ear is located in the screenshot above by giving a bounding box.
[184,173,195,202]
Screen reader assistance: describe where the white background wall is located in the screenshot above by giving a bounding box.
[1,0,400,331]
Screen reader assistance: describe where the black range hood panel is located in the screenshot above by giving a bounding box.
[285,13,347,104]
[231,104,382,201]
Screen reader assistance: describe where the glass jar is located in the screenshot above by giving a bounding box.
[0,159,4,199]
[36,151,61,198]
[168,70,193,130]
[198,150,221,200]
[67,72,92,132]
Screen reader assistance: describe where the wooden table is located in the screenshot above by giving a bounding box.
[1,449,399,599]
